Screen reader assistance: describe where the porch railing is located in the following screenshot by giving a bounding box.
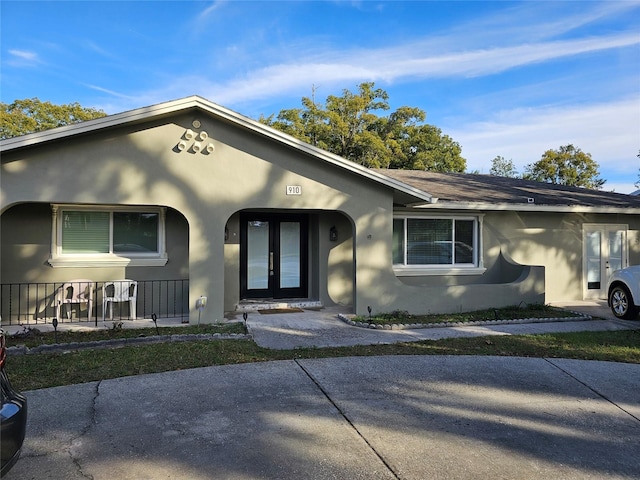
[0,279,189,326]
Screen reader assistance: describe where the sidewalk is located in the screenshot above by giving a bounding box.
[4,300,638,351]
[245,301,639,350]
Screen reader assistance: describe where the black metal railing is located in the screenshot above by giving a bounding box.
[0,279,189,326]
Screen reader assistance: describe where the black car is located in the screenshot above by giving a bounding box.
[1,329,27,477]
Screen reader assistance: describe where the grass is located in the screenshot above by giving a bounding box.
[5,326,639,392]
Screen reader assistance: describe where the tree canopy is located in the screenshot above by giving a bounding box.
[260,82,466,172]
[0,98,107,140]
[489,156,519,178]
[523,144,605,189]
[634,151,640,187]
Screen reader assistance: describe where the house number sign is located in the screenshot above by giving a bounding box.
[286,185,302,196]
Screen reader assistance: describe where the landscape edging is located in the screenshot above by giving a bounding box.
[337,312,593,330]
[7,333,252,356]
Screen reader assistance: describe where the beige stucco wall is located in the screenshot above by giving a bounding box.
[0,204,188,284]
[1,111,387,322]
[2,109,637,322]
[484,211,640,302]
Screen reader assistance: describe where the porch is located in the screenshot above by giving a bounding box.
[1,279,189,327]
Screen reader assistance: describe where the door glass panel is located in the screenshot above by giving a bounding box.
[280,222,300,289]
[586,231,601,290]
[608,230,623,273]
[247,221,269,290]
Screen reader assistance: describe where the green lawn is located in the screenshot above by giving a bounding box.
[6,327,639,392]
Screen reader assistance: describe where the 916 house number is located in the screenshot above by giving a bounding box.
[286,185,302,195]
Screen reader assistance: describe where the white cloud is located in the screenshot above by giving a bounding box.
[105,28,637,113]
[447,98,640,192]
[217,31,640,90]
[7,49,39,66]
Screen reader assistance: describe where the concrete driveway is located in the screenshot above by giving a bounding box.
[5,300,639,479]
[7,355,639,480]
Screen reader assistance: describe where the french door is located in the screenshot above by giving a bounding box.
[240,213,308,299]
[583,224,627,299]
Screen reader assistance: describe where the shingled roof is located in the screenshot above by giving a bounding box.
[374,169,640,211]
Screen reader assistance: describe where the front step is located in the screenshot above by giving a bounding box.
[235,299,323,312]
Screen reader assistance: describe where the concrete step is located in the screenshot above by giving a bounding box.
[235,299,323,312]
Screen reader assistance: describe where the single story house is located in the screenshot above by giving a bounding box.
[1,96,639,325]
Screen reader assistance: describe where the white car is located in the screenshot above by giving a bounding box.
[607,265,640,319]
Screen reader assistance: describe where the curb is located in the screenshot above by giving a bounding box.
[337,312,593,330]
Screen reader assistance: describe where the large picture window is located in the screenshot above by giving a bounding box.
[393,215,482,274]
[50,205,167,267]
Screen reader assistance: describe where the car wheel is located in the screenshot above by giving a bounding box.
[609,285,639,320]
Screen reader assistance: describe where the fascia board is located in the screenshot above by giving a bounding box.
[0,96,434,205]
[414,201,640,214]
[0,96,205,152]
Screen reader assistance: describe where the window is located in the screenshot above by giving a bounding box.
[393,215,484,275]
[49,205,167,267]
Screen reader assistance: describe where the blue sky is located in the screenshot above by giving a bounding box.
[2,1,639,193]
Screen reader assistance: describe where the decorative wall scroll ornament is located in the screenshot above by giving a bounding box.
[176,126,215,155]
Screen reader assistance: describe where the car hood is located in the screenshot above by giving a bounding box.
[613,265,640,276]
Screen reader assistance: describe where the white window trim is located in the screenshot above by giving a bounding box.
[392,213,485,276]
[48,204,168,268]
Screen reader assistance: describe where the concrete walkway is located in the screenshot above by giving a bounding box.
[4,300,639,480]
[245,301,639,350]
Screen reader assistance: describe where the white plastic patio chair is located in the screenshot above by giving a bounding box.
[55,279,94,320]
[102,280,138,321]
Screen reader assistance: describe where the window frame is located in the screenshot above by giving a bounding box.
[48,204,168,267]
[392,213,485,276]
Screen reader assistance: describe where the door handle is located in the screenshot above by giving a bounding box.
[269,252,274,275]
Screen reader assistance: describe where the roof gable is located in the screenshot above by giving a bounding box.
[1,96,433,207]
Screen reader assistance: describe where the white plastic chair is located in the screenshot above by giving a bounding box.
[56,279,94,320]
[102,280,138,321]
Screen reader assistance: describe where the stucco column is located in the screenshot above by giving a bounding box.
[187,212,226,324]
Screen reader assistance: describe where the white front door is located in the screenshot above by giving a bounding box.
[583,224,628,299]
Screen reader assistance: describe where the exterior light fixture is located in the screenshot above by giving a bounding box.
[184,129,195,140]
[329,226,338,242]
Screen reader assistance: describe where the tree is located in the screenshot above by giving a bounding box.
[1,98,107,140]
[260,82,466,172]
[489,156,518,178]
[523,144,605,189]
[635,151,640,187]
